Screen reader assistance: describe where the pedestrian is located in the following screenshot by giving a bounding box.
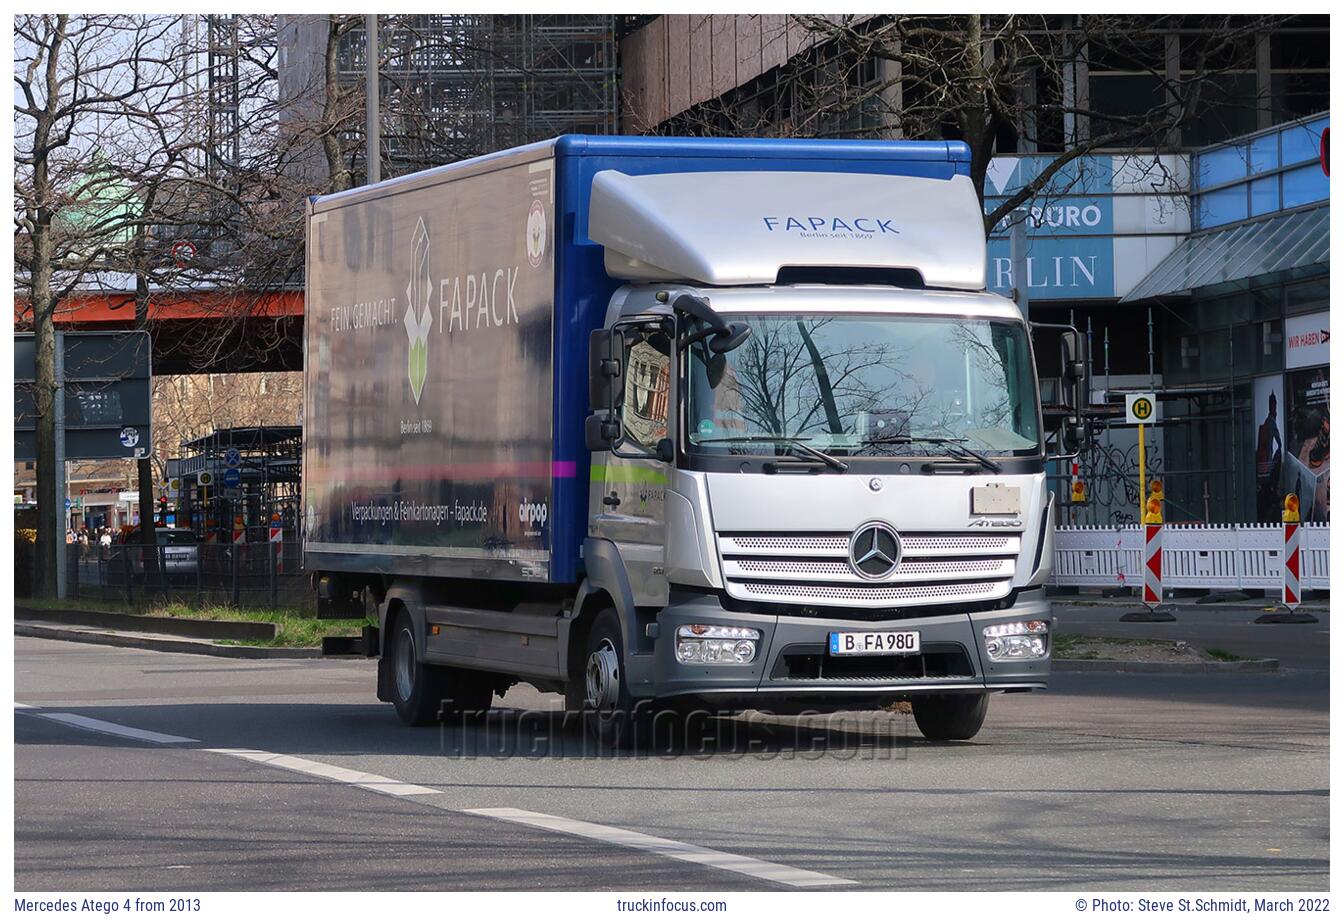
[78,530,90,560]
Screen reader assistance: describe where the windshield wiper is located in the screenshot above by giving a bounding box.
[695,435,849,472]
[860,435,1002,473]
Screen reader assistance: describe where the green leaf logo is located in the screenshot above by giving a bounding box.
[404,216,433,405]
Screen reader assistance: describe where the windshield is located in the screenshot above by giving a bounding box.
[685,313,1039,459]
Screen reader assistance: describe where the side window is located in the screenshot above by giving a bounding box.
[620,331,670,452]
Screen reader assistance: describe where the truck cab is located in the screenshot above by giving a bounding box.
[572,168,1081,746]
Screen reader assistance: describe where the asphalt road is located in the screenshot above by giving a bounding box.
[1053,599,1331,671]
[15,635,1328,892]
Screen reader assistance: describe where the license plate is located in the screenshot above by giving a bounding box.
[828,630,920,656]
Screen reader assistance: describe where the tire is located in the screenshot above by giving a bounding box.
[386,610,494,726]
[576,609,652,749]
[911,692,989,742]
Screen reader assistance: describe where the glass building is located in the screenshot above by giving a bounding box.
[1123,113,1329,523]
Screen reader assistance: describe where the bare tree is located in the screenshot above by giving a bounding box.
[15,14,314,594]
[662,14,1283,233]
[15,14,190,594]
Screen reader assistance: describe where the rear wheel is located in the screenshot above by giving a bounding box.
[911,692,989,741]
[387,610,494,726]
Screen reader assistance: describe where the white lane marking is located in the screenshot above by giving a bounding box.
[205,748,440,798]
[19,704,851,886]
[35,712,198,745]
[464,807,857,889]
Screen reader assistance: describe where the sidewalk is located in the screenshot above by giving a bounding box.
[1050,598,1329,672]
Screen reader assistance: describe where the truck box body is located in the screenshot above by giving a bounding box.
[303,136,973,585]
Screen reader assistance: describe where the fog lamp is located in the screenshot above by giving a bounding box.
[983,620,1049,661]
[675,625,760,664]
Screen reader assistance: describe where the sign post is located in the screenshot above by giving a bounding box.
[1119,393,1173,620]
[1125,393,1158,525]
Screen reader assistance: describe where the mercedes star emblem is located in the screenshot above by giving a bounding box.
[848,521,902,579]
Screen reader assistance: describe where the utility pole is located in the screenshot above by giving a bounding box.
[54,332,67,600]
[365,14,380,185]
[1010,215,1030,321]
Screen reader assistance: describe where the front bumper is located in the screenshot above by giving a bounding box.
[632,588,1052,704]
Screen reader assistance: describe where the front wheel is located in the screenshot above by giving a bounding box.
[911,692,989,741]
[575,609,653,749]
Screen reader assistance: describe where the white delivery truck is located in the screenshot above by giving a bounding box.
[303,135,1085,746]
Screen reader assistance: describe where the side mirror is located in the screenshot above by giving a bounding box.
[709,322,752,354]
[589,328,622,412]
[1060,328,1086,398]
[585,412,621,452]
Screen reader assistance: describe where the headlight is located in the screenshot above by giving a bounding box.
[983,620,1049,661]
[675,625,760,664]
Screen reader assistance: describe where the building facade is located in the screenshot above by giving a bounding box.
[277,14,620,184]
[618,15,1329,524]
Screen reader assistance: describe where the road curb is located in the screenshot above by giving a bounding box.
[15,623,323,660]
[14,606,275,640]
[1054,657,1279,674]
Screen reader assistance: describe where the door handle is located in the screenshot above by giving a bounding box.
[602,493,620,507]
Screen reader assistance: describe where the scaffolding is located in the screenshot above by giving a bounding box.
[174,426,301,547]
[344,14,619,174]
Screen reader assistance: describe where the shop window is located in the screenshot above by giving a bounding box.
[1180,74,1258,148]
[1198,329,1230,377]
[1088,74,1163,140]
[1249,176,1278,217]
[1272,73,1329,122]
[1248,133,1279,174]
[1280,117,1329,163]
[1196,144,1249,190]
[1281,164,1327,210]
[1285,277,1328,315]
[1195,186,1247,229]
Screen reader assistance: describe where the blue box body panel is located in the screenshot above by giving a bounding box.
[546,135,971,584]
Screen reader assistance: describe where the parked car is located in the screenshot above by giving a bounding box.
[122,527,200,576]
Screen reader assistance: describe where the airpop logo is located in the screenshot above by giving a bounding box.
[518,499,549,528]
[404,216,433,404]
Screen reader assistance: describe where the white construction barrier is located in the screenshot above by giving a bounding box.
[1052,523,1329,592]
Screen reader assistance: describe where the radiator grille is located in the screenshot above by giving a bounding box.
[718,530,1020,610]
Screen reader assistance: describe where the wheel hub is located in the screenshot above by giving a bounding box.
[585,639,620,711]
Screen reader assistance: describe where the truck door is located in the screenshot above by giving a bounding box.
[593,326,672,607]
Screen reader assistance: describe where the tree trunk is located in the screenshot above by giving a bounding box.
[32,257,59,598]
[134,233,160,584]
[322,16,352,192]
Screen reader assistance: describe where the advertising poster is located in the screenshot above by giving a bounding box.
[1251,375,1284,523]
[1284,366,1329,522]
[304,153,557,580]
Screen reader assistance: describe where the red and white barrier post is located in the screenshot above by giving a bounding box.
[1122,480,1175,622]
[1142,481,1164,610]
[1283,494,1301,609]
[269,512,283,575]
[1255,493,1318,624]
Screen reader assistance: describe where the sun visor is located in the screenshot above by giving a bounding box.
[587,170,987,289]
